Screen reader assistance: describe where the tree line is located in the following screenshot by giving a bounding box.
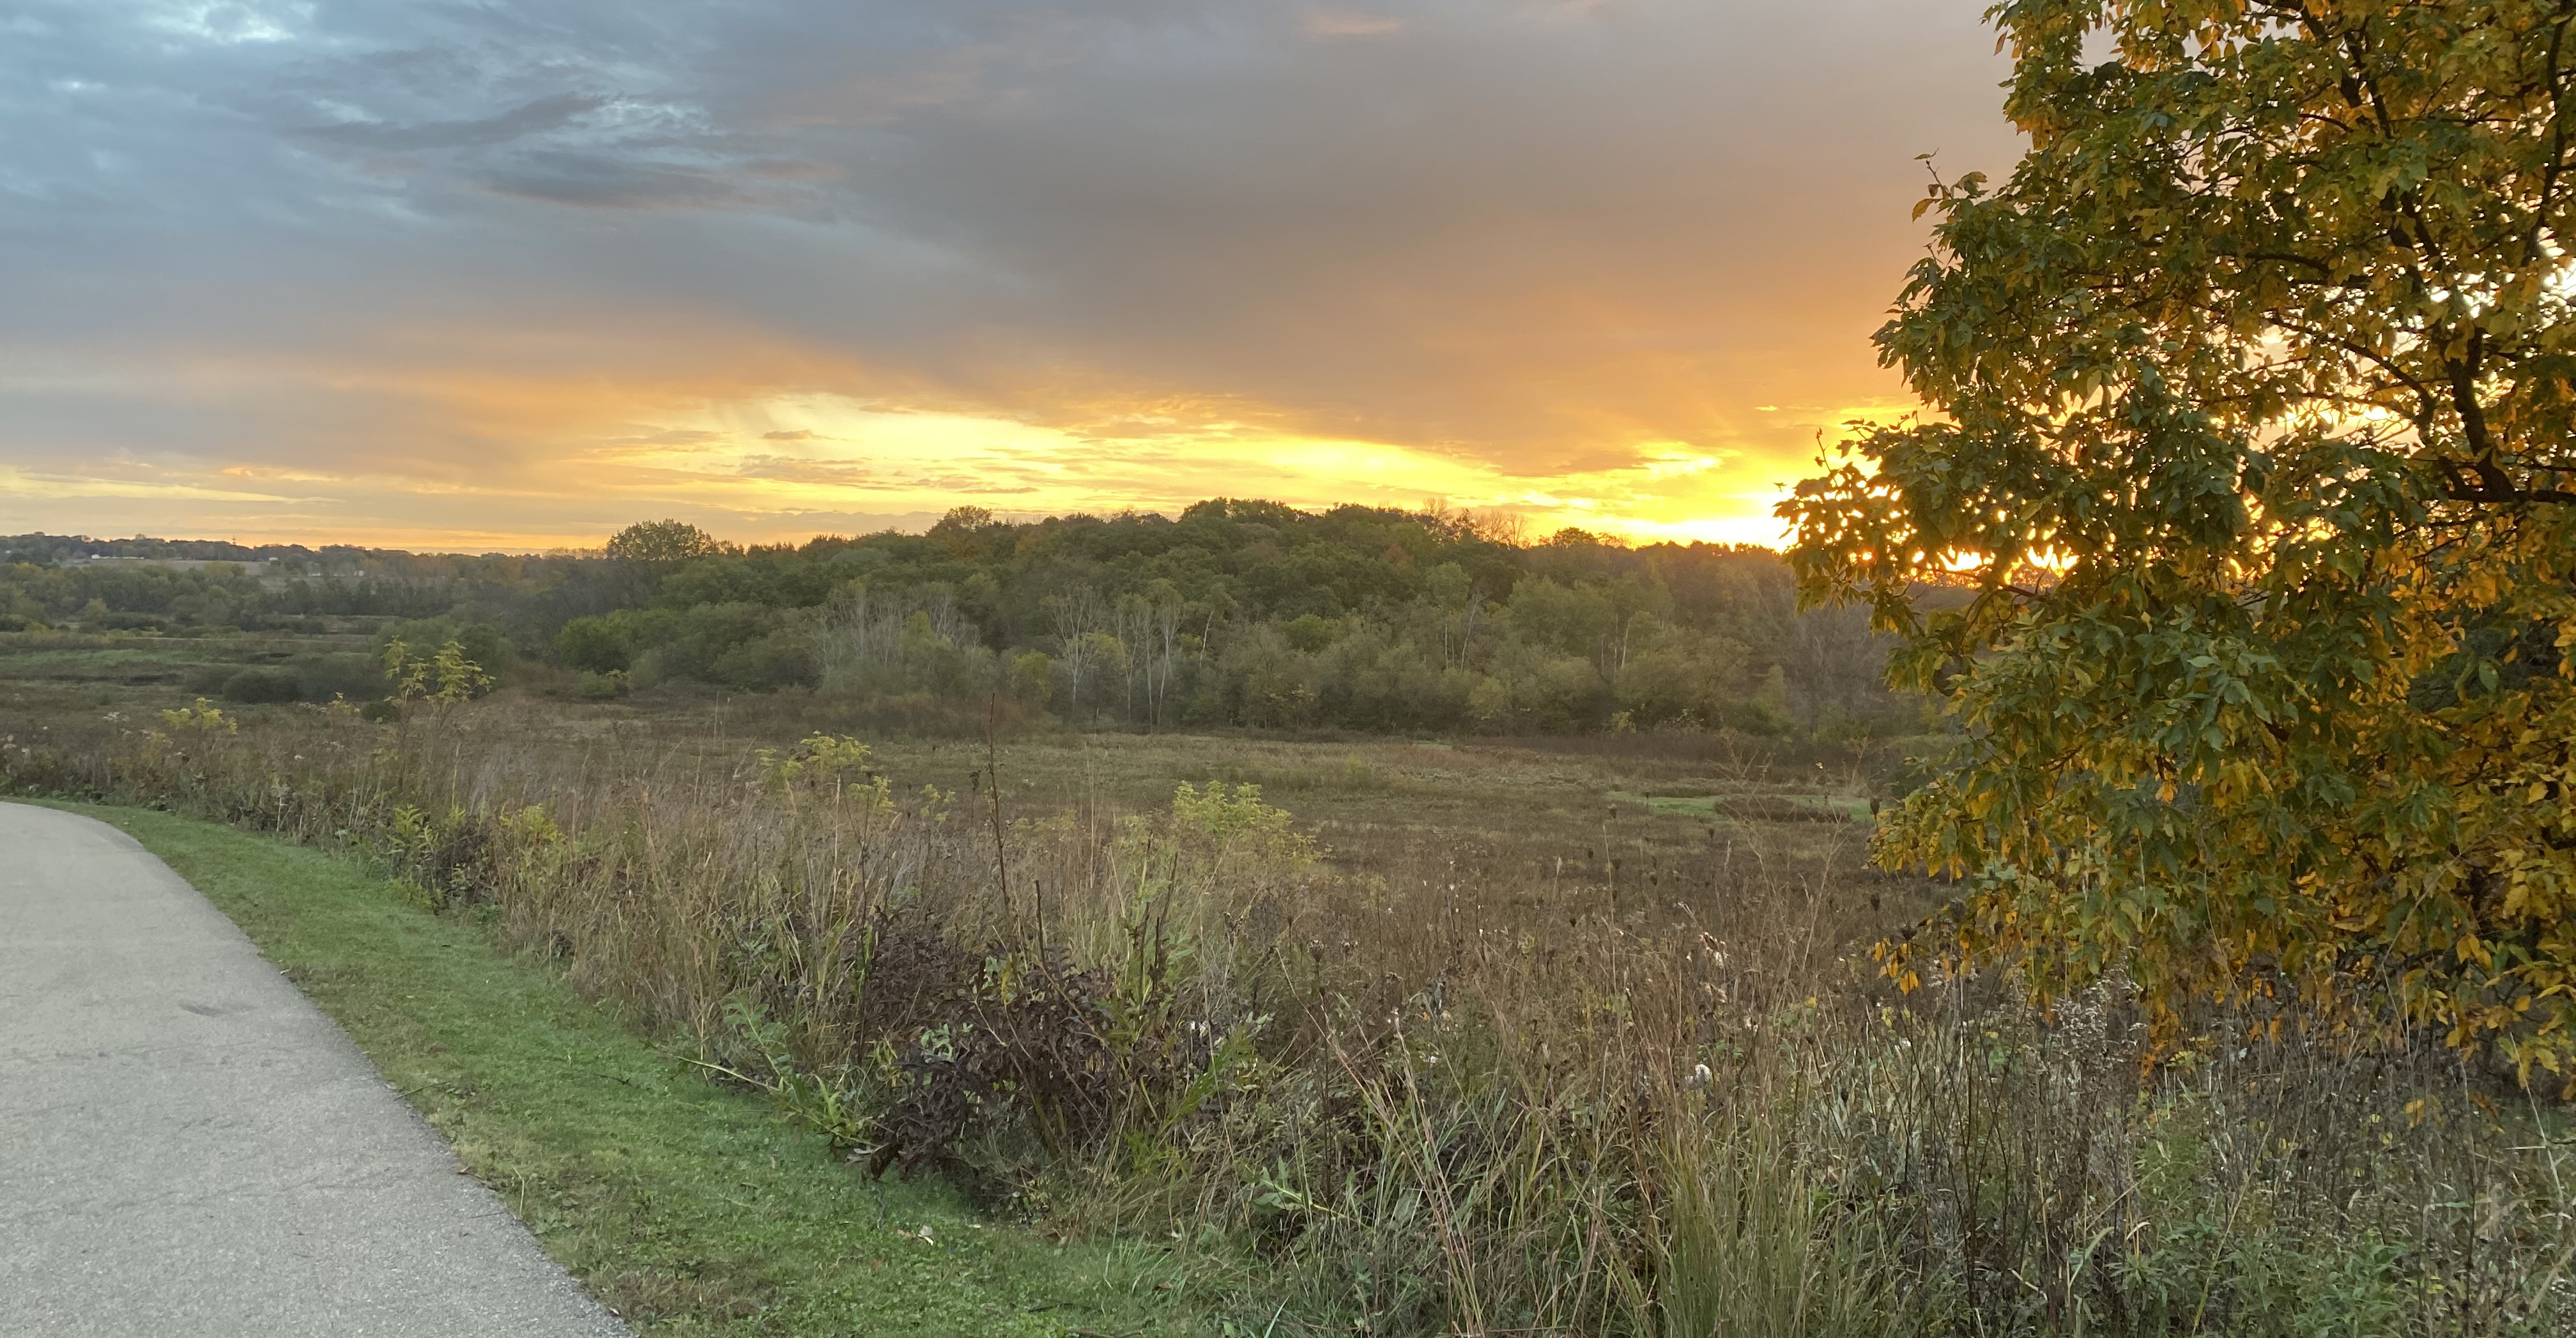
[4,502,1915,739]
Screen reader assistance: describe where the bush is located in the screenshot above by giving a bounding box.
[556,616,631,673]
[618,603,812,690]
[290,653,380,704]
[1008,650,1054,707]
[219,667,300,704]
[712,627,818,691]
[376,618,513,683]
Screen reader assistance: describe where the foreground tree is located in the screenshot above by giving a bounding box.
[1790,0,2576,1083]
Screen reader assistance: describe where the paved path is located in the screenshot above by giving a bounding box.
[0,804,626,1337]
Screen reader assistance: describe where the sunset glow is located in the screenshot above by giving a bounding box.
[0,1,2014,551]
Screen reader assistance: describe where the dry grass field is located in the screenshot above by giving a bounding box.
[6,629,2572,1336]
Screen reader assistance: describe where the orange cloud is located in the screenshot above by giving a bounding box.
[0,0,2017,551]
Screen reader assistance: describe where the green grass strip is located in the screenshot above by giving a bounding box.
[42,802,1200,1337]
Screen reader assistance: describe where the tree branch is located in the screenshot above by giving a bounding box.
[2435,457,2576,505]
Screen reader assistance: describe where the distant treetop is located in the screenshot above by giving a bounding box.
[928,505,1000,535]
[604,519,731,565]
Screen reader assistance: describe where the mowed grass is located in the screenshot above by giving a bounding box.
[40,801,1207,1337]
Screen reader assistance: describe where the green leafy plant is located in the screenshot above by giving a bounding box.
[747,734,891,808]
[157,698,237,734]
[381,638,493,706]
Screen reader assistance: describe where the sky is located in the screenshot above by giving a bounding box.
[0,0,2020,552]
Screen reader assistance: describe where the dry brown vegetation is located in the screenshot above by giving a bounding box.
[4,667,2572,1334]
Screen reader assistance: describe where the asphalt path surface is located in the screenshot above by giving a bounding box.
[0,803,627,1337]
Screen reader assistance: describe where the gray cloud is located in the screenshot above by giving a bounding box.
[0,0,2018,530]
[300,93,611,152]
[477,151,755,208]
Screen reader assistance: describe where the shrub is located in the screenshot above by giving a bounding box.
[1008,650,1054,708]
[290,653,379,703]
[376,618,513,683]
[710,627,818,691]
[219,667,300,704]
[556,615,631,674]
[381,638,494,704]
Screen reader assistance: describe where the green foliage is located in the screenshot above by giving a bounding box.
[1006,649,1054,706]
[620,502,1908,735]
[1169,781,1317,869]
[1616,628,1751,730]
[749,734,886,796]
[219,666,300,704]
[603,518,730,565]
[289,652,381,704]
[378,618,512,679]
[3,500,1915,739]
[1281,612,1333,653]
[156,697,236,733]
[0,539,472,633]
[611,603,817,691]
[1787,1,2576,1075]
[554,615,629,673]
[928,504,999,536]
[382,638,494,705]
[1636,1110,1898,1338]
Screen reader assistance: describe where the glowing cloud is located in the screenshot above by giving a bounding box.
[0,0,2016,550]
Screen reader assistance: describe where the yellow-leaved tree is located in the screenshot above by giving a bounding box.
[1790,0,2576,1086]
